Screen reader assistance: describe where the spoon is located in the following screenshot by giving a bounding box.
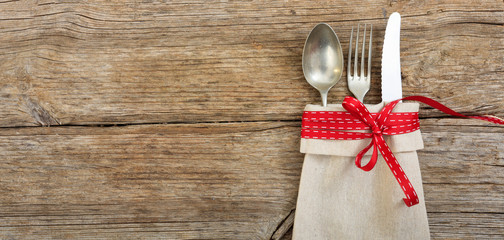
[302,23,344,107]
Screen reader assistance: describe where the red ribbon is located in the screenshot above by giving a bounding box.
[301,96,504,207]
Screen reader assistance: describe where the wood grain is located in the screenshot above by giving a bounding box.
[0,122,302,239]
[0,1,503,127]
[0,119,502,239]
[0,0,503,239]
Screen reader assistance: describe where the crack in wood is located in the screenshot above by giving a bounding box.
[0,119,300,129]
[270,208,295,240]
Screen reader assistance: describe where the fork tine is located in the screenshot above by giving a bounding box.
[347,26,353,80]
[353,24,360,78]
[348,24,371,103]
[367,24,373,79]
[360,24,366,78]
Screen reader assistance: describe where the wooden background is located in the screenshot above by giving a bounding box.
[0,0,503,239]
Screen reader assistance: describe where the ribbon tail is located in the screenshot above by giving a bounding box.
[401,95,504,125]
[375,134,420,207]
[355,140,378,172]
[403,197,417,207]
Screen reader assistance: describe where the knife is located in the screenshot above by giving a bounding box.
[381,12,402,103]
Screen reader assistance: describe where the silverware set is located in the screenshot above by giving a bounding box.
[303,12,402,106]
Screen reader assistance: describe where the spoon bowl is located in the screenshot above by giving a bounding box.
[302,23,344,107]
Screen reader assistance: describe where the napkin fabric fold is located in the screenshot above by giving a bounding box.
[293,102,430,239]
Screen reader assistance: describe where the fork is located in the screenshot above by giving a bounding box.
[347,24,373,102]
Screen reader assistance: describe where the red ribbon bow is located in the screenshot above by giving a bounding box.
[301,96,504,207]
[342,96,419,206]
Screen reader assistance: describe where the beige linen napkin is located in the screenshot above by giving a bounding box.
[293,102,430,239]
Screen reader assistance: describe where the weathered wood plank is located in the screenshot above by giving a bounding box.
[0,119,502,239]
[0,1,502,127]
[428,213,504,239]
[0,0,503,239]
[0,122,302,239]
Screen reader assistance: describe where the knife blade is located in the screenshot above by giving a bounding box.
[381,12,402,103]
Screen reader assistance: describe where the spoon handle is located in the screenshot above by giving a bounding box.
[320,90,328,107]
